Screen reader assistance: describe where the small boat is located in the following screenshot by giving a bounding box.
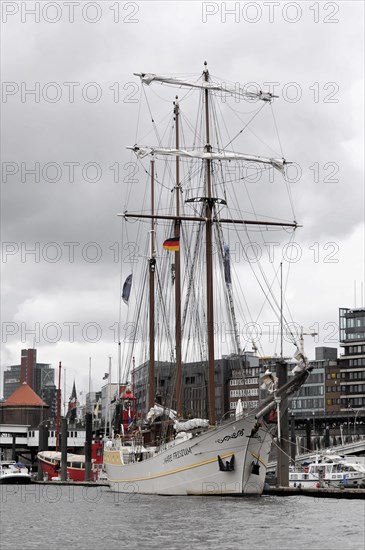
[37,440,104,481]
[289,454,365,488]
[0,460,32,484]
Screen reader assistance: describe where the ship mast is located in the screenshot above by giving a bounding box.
[148,160,156,410]
[55,361,61,451]
[174,98,182,417]
[203,63,216,425]
[123,67,300,424]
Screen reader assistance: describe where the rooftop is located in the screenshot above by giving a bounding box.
[2,382,48,407]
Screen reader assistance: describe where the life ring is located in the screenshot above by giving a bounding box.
[115,434,121,439]
[304,467,309,473]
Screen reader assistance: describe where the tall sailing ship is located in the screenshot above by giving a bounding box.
[104,64,311,495]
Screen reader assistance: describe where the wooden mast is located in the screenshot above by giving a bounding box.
[122,212,299,229]
[174,98,183,417]
[203,63,216,425]
[148,159,156,411]
[120,68,300,427]
[55,361,61,451]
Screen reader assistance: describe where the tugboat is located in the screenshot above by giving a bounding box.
[37,440,104,481]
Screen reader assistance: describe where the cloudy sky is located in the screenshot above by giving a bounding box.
[1,1,364,401]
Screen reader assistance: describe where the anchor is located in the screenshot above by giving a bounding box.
[251,461,260,475]
[218,454,235,472]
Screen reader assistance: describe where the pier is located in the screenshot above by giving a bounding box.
[264,485,365,499]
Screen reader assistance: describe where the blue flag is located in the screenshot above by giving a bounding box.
[122,274,133,304]
[223,244,231,285]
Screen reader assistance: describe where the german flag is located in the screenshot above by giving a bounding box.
[163,237,180,251]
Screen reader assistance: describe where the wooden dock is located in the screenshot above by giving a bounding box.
[264,485,365,499]
[29,480,365,498]
[32,480,109,487]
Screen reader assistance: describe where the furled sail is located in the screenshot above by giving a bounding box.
[174,418,209,432]
[292,343,308,374]
[260,369,278,393]
[134,73,275,102]
[235,398,244,420]
[127,146,287,173]
[146,404,177,423]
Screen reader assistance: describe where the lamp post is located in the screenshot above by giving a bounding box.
[346,403,364,437]
[290,409,296,463]
[354,406,365,435]
[346,400,355,437]
[347,403,350,436]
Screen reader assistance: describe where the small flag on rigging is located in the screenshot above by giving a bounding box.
[223,244,231,285]
[93,399,100,417]
[163,237,179,252]
[67,381,77,421]
[122,273,133,304]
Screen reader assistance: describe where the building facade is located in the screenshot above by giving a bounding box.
[228,352,261,413]
[3,349,57,418]
[339,307,365,410]
[132,358,234,420]
[3,365,21,400]
[78,332,364,434]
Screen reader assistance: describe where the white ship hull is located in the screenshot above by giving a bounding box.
[105,415,272,495]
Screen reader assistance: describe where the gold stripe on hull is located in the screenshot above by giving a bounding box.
[106,451,235,483]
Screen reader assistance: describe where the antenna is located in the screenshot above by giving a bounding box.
[108,356,112,436]
[63,367,67,416]
[354,280,357,308]
[88,357,92,412]
[280,262,283,359]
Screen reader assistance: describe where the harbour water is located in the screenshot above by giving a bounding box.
[1,485,364,549]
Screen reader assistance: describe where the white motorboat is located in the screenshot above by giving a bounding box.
[0,460,32,484]
[289,454,365,488]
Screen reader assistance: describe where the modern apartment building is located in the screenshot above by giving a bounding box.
[228,352,261,413]
[132,357,234,420]
[339,307,365,410]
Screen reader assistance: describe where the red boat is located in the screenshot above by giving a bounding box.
[37,440,104,481]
